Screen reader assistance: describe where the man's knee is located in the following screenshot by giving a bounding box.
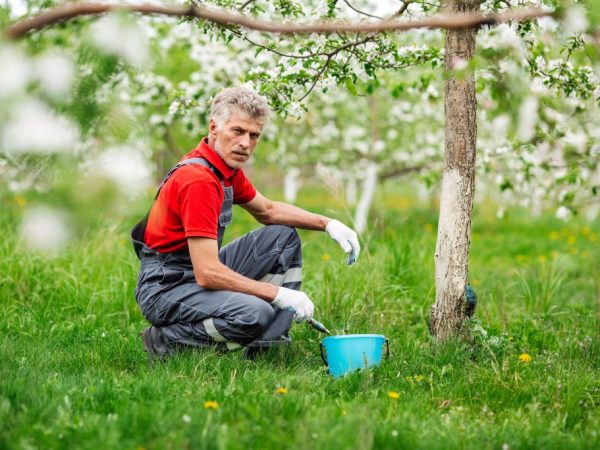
[229,297,275,341]
[265,224,300,244]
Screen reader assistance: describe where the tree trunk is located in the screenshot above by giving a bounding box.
[283,167,300,203]
[429,0,479,339]
[354,95,381,234]
[355,162,378,234]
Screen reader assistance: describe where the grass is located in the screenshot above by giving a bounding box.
[1,189,599,449]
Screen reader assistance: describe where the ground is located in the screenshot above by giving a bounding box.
[1,188,599,449]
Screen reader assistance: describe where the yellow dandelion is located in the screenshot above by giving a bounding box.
[518,353,532,363]
[275,387,288,395]
[549,231,560,240]
[15,196,26,208]
[405,376,413,382]
[388,391,400,400]
[538,255,547,263]
[415,375,425,383]
[203,400,219,410]
[508,336,514,342]
[567,236,576,246]
[516,255,527,262]
[581,226,591,236]
[425,223,434,232]
[322,253,331,262]
[590,233,597,242]
[472,279,480,287]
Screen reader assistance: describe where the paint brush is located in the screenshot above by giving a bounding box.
[308,318,332,335]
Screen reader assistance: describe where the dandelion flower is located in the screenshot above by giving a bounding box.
[15,196,26,208]
[322,253,330,262]
[415,375,424,383]
[519,353,532,363]
[275,387,288,395]
[567,236,576,245]
[203,400,219,410]
[388,391,400,400]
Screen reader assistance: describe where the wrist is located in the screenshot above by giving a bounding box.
[324,218,337,233]
[267,284,280,302]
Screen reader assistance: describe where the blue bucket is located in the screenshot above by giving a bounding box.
[320,334,389,378]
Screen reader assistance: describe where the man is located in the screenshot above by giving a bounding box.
[131,86,360,361]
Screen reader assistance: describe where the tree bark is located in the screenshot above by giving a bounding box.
[429,0,479,340]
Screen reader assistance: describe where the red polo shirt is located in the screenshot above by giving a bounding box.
[143,138,257,252]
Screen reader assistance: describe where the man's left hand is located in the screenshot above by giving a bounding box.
[325,219,360,265]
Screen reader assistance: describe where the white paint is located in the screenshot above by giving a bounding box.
[435,168,470,298]
[283,167,300,203]
[345,177,357,206]
[354,162,378,234]
[517,96,539,142]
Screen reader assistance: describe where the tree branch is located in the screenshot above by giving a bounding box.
[5,3,556,40]
[379,164,427,180]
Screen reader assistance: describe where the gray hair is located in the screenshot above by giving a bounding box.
[210,87,270,127]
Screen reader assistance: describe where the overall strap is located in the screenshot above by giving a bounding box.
[153,157,224,199]
[130,157,226,259]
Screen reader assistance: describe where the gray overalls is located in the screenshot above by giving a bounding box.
[131,158,301,354]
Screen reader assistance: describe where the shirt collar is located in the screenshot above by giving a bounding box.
[196,137,235,179]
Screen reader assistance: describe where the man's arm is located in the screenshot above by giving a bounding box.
[240,191,330,230]
[188,236,315,321]
[241,191,361,264]
[188,237,278,300]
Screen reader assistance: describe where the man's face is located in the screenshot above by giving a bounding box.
[209,112,263,170]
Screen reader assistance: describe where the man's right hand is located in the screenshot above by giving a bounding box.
[272,287,315,323]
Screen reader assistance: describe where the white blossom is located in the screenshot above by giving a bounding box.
[90,15,148,67]
[563,6,588,35]
[20,206,72,254]
[35,51,74,97]
[0,45,31,98]
[1,99,79,154]
[89,146,153,197]
[555,206,572,221]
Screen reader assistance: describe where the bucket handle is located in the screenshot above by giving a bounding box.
[385,338,390,359]
[319,342,328,367]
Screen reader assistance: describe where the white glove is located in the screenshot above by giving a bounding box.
[325,219,360,265]
[272,287,315,323]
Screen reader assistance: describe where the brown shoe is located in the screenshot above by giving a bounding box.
[140,326,169,362]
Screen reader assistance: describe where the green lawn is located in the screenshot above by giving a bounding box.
[1,191,599,449]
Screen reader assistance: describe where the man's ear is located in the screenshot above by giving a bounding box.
[208,119,218,137]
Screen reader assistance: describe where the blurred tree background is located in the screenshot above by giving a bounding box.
[0,0,599,251]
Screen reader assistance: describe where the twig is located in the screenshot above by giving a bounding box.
[238,0,256,11]
[341,0,384,20]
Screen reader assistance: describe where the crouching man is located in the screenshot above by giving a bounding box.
[131,86,359,361]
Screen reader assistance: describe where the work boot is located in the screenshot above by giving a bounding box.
[244,335,292,360]
[140,326,170,363]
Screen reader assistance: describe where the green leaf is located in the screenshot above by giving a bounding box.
[345,78,358,96]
